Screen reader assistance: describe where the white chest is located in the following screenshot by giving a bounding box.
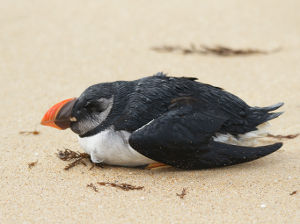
[78,128,155,166]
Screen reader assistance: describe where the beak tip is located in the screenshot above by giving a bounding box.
[41,97,76,130]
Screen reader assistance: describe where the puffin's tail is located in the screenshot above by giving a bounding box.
[248,102,284,126]
[259,102,284,121]
[258,102,284,112]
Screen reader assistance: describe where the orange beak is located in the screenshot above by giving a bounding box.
[41,98,77,130]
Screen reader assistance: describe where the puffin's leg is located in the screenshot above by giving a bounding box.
[145,162,170,170]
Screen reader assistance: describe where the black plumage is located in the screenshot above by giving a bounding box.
[70,73,283,169]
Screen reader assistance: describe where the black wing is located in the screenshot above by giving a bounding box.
[129,100,282,169]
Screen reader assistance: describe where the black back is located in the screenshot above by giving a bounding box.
[81,73,281,137]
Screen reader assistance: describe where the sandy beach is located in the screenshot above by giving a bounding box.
[0,0,299,223]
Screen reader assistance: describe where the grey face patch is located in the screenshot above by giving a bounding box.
[72,96,114,135]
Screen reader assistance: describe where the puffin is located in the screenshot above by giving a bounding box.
[41,73,283,169]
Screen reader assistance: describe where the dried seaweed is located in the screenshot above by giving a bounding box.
[28,160,38,169]
[56,148,91,170]
[290,190,297,196]
[176,188,187,199]
[19,130,40,135]
[267,133,299,140]
[89,162,104,170]
[97,182,144,191]
[199,45,272,56]
[87,183,98,192]
[63,159,87,170]
[151,44,280,57]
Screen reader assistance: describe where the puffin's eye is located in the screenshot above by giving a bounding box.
[85,99,108,113]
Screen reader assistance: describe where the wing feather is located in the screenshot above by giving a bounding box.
[129,102,282,169]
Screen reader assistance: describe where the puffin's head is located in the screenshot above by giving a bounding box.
[41,83,114,136]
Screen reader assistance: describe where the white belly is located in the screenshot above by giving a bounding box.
[78,128,156,166]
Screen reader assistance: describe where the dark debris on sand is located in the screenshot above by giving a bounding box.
[151,44,280,57]
[56,148,94,170]
[97,182,144,191]
[28,160,38,169]
[87,183,98,192]
[176,188,187,199]
[267,133,299,140]
[19,130,40,135]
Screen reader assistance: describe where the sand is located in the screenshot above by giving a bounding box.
[0,0,299,223]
